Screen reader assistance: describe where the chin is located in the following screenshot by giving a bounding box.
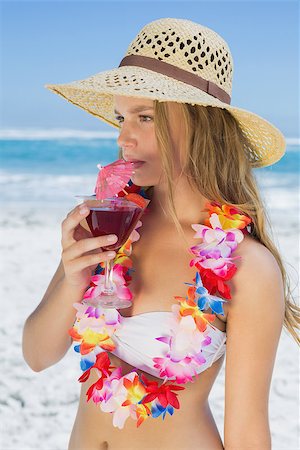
[131,172,161,187]
[132,164,163,184]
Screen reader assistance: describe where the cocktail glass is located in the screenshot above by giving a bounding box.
[76,196,145,309]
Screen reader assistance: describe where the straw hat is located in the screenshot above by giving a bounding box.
[45,17,286,168]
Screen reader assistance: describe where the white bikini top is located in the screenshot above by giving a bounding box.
[110,311,226,378]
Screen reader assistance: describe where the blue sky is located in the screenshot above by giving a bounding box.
[0,0,299,137]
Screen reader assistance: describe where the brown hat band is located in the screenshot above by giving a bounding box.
[119,55,231,105]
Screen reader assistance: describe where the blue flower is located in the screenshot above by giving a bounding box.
[197,293,225,314]
[94,264,104,275]
[151,403,174,419]
[80,358,94,371]
[185,272,226,315]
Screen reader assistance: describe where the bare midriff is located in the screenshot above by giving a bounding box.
[68,207,227,450]
[68,354,225,450]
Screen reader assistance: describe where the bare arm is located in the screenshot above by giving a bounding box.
[224,238,285,449]
[22,204,118,372]
[22,260,86,371]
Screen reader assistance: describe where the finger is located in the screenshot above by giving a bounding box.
[61,204,90,249]
[67,250,117,273]
[66,205,79,218]
[66,197,91,217]
[62,234,118,262]
[73,223,93,241]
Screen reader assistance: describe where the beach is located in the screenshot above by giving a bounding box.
[0,137,299,449]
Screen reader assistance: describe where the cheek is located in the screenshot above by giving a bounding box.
[144,136,161,162]
[131,159,163,186]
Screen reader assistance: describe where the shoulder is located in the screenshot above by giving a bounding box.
[225,232,285,326]
[235,233,283,286]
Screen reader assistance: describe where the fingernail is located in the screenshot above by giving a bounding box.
[108,251,116,258]
[79,205,89,215]
[107,234,118,242]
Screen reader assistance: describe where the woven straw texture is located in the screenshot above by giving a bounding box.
[45,18,286,168]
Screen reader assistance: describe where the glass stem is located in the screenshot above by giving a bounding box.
[103,258,114,295]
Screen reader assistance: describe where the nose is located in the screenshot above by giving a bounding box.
[117,123,137,151]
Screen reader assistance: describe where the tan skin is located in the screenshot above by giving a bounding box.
[23,96,285,450]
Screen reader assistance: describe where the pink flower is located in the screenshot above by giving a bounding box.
[128,220,142,243]
[154,316,208,384]
[190,213,243,276]
[153,354,205,384]
[87,367,123,404]
[169,315,207,360]
[100,371,143,429]
[84,264,132,301]
[72,302,122,335]
[191,255,239,277]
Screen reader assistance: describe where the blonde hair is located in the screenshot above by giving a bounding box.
[118,100,299,344]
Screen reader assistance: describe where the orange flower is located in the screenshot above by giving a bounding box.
[175,286,215,332]
[134,403,152,427]
[204,201,252,230]
[68,327,116,355]
[122,374,147,406]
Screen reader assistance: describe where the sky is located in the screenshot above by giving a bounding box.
[0,0,299,137]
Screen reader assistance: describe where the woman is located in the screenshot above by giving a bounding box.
[22,18,299,450]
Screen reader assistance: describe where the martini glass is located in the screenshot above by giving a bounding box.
[76,196,145,309]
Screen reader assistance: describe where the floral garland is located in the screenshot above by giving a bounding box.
[69,183,252,429]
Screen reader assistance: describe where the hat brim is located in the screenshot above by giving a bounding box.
[45,65,286,168]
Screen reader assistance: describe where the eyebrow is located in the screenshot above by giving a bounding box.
[114,105,154,114]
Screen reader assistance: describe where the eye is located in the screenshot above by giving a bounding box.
[114,115,153,123]
[139,115,153,122]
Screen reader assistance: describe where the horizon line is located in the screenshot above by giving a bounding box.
[0,128,299,145]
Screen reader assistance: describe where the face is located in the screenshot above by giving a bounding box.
[114,95,163,186]
[113,95,185,187]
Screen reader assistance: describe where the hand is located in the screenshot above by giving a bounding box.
[61,204,118,289]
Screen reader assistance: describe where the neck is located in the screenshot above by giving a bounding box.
[146,176,209,226]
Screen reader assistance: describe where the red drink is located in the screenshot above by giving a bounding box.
[86,202,143,251]
[76,196,146,309]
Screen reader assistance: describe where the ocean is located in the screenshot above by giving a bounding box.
[0,137,299,207]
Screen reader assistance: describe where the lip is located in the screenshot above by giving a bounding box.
[126,160,145,168]
[131,161,145,168]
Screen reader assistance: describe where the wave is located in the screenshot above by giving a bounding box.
[0,128,299,145]
[0,170,298,213]
[0,171,95,203]
[0,128,119,140]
